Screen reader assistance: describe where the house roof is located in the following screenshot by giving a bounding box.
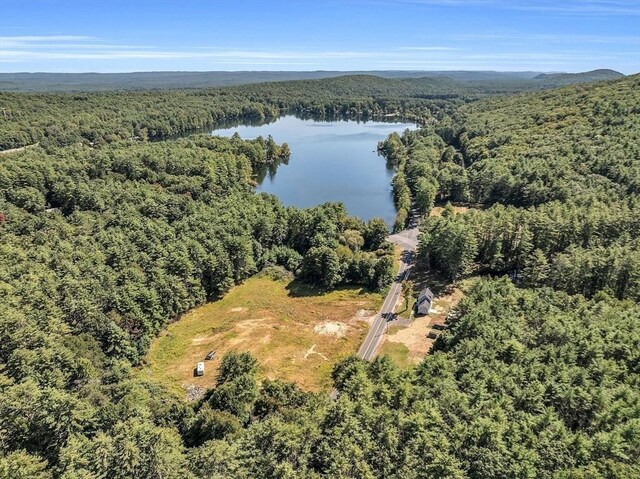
[417,288,433,305]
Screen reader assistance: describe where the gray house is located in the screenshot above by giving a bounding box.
[415,288,434,316]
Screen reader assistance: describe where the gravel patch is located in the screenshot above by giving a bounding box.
[314,322,346,337]
[184,384,207,402]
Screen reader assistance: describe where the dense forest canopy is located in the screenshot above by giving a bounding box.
[380,75,640,300]
[0,74,639,478]
[0,75,466,151]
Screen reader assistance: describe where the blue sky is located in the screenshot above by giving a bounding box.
[1,0,639,73]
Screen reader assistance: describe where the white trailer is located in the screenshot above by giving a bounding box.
[196,362,205,376]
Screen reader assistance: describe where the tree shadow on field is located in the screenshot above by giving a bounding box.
[285,280,323,298]
[409,261,450,298]
[286,279,375,298]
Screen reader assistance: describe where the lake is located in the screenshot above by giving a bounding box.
[212,116,416,226]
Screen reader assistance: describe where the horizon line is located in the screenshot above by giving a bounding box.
[0,68,631,74]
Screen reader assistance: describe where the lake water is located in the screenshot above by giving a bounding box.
[212,116,415,226]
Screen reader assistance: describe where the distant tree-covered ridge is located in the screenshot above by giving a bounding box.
[0,69,621,93]
[3,71,621,152]
[0,75,466,151]
[533,68,624,85]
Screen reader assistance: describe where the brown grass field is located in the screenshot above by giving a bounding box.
[140,272,382,397]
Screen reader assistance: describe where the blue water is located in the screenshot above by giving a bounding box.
[212,116,415,226]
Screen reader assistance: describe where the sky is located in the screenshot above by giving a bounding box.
[1,0,639,73]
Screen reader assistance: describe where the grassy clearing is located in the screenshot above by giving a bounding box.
[379,342,411,368]
[394,295,413,319]
[140,272,382,396]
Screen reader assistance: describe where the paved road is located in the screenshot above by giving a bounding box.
[388,225,419,252]
[357,221,420,361]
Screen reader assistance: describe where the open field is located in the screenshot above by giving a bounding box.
[141,272,382,397]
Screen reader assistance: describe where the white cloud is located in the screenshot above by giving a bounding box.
[374,0,640,15]
[0,36,95,48]
[2,46,633,70]
[451,33,640,45]
[1,49,398,62]
[0,37,455,63]
[1,34,637,72]
[399,46,458,51]
[514,0,640,16]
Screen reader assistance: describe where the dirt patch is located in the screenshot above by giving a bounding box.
[228,317,272,347]
[192,335,216,345]
[303,344,328,361]
[314,322,346,337]
[353,310,376,326]
[236,317,270,329]
[229,307,246,312]
[386,315,433,361]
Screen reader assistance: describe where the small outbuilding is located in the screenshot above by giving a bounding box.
[415,288,434,316]
[196,362,205,376]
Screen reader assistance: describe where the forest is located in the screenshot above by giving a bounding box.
[0,75,467,151]
[3,71,611,152]
[380,75,640,301]
[0,74,639,478]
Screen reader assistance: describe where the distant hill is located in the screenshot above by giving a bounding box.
[534,69,624,85]
[0,69,624,93]
[0,70,541,92]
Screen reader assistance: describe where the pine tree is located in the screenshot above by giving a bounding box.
[522,249,550,288]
